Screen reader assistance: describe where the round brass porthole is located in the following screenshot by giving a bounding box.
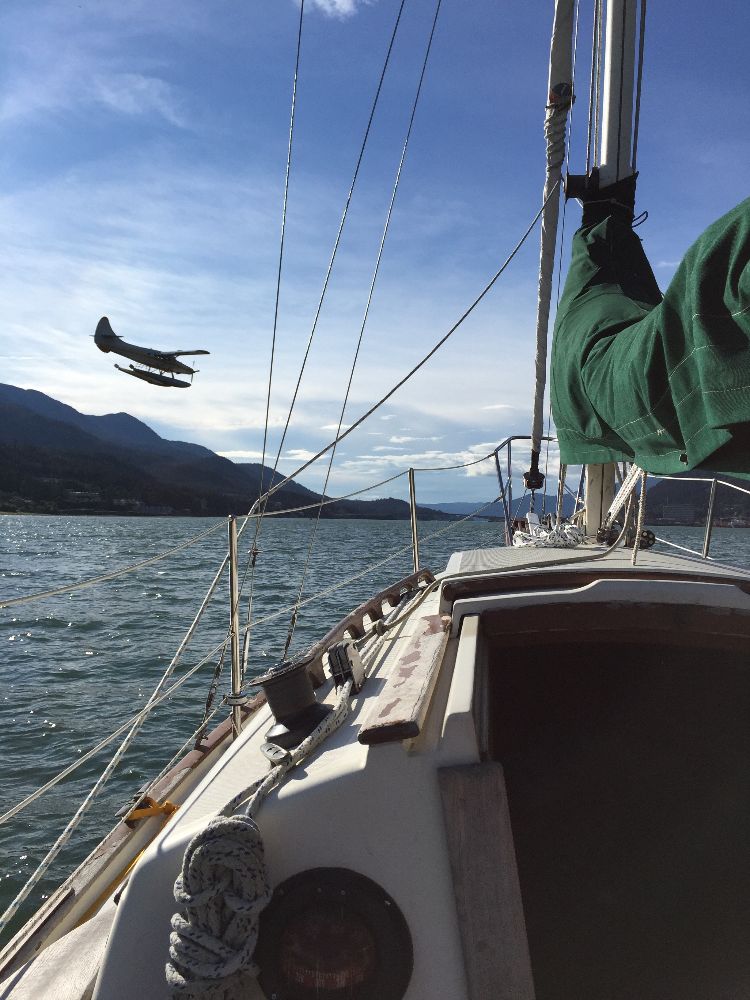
[256,867,413,1000]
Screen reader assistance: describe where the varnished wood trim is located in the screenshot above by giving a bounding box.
[439,763,535,1000]
[358,614,448,745]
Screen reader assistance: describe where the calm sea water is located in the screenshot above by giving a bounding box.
[1,514,749,944]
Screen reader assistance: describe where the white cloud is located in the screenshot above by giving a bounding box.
[389,435,441,444]
[307,0,366,18]
[0,4,191,129]
[92,73,187,127]
[281,448,319,463]
[218,450,265,460]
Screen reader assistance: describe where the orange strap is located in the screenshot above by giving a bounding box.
[126,795,178,822]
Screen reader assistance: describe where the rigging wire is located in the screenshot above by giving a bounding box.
[0,520,225,610]
[238,0,306,678]
[593,0,604,169]
[281,0,444,657]
[414,449,498,473]
[246,183,560,515]
[615,0,628,179]
[258,0,304,502]
[0,640,228,829]
[239,0,408,672]
[193,645,228,750]
[542,0,580,516]
[0,632,229,934]
[248,470,409,516]
[261,0,409,494]
[567,0,582,173]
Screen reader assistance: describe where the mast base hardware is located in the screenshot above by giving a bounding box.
[328,639,365,692]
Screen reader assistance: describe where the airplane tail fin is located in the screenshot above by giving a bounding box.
[94,316,121,351]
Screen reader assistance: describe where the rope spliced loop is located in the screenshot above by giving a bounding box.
[166,815,271,998]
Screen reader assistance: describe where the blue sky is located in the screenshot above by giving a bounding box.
[0,0,747,505]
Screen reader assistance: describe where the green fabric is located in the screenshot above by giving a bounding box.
[551,197,750,475]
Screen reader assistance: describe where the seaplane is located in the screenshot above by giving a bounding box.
[94,316,209,388]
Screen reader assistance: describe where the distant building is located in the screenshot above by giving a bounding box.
[134,502,175,515]
[63,490,101,503]
[661,504,700,524]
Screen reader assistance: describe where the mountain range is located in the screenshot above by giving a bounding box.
[421,496,576,520]
[0,384,450,520]
[3,383,746,525]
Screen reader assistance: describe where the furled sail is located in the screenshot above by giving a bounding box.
[529,0,575,472]
[551,196,750,476]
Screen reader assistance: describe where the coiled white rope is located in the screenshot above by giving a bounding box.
[512,520,585,548]
[167,816,270,998]
[166,679,353,997]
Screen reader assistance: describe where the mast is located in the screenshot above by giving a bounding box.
[584,0,639,535]
[599,0,638,184]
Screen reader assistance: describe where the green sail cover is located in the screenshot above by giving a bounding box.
[551,197,750,476]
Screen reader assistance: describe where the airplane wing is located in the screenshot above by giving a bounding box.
[171,350,210,356]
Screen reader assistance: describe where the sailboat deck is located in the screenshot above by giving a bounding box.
[445,540,750,581]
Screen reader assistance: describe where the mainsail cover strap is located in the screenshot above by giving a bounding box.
[551,197,750,476]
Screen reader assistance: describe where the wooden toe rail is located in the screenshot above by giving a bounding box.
[295,568,435,683]
[358,613,449,744]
